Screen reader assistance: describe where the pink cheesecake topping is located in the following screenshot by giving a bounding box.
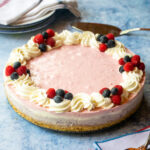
[4,30,145,113]
[27,45,123,94]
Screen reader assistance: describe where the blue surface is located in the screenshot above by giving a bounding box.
[0,0,150,150]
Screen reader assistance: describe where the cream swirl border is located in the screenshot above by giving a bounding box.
[4,30,144,113]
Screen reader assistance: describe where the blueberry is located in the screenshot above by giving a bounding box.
[102,89,111,97]
[13,61,21,69]
[119,66,124,73]
[107,40,116,48]
[111,87,118,95]
[39,44,47,52]
[64,93,73,100]
[56,89,65,97]
[26,69,30,75]
[100,35,108,43]
[54,96,63,103]
[10,72,19,80]
[42,32,48,39]
[96,34,103,41]
[124,56,131,63]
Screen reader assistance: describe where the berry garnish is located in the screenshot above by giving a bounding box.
[124,62,134,72]
[111,87,118,95]
[54,96,63,103]
[99,43,107,52]
[46,29,55,37]
[119,66,124,73]
[131,55,140,66]
[16,66,27,75]
[13,61,21,69]
[33,34,44,44]
[26,69,30,75]
[114,85,123,95]
[138,62,145,71]
[56,89,65,97]
[118,58,125,65]
[106,33,115,40]
[46,37,55,47]
[64,90,69,94]
[99,88,109,94]
[64,93,73,100]
[42,32,48,39]
[99,35,108,43]
[107,40,116,48]
[102,89,111,98]
[111,95,121,105]
[46,88,56,98]
[39,44,47,52]
[124,55,131,63]
[96,34,103,41]
[5,65,15,76]
[10,72,19,80]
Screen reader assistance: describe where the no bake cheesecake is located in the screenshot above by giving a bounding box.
[3,29,145,132]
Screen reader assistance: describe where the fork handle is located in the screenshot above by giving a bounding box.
[120,28,150,35]
[140,28,150,31]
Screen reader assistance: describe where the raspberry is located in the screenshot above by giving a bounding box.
[111,95,121,105]
[46,37,55,47]
[138,62,145,71]
[33,34,44,44]
[118,58,125,65]
[5,65,15,76]
[46,88,56,98]
[106,33,115,40]
[99,43,107,52]
[46,29,55,37]
[114,85,123,95]
[131,55,140,66]
[123,62,134,72]
[64,90,69,94]
[99,88,109,94]
[16,66,27,75]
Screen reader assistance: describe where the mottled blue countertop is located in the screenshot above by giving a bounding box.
[0,0,150,150]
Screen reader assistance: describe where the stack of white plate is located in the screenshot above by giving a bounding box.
[0,0,80,34]
[0,11,55,34]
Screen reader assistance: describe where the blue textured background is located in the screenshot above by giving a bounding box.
[0,0,150,150]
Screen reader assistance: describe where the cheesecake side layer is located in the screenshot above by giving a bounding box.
[5,80,144,132]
